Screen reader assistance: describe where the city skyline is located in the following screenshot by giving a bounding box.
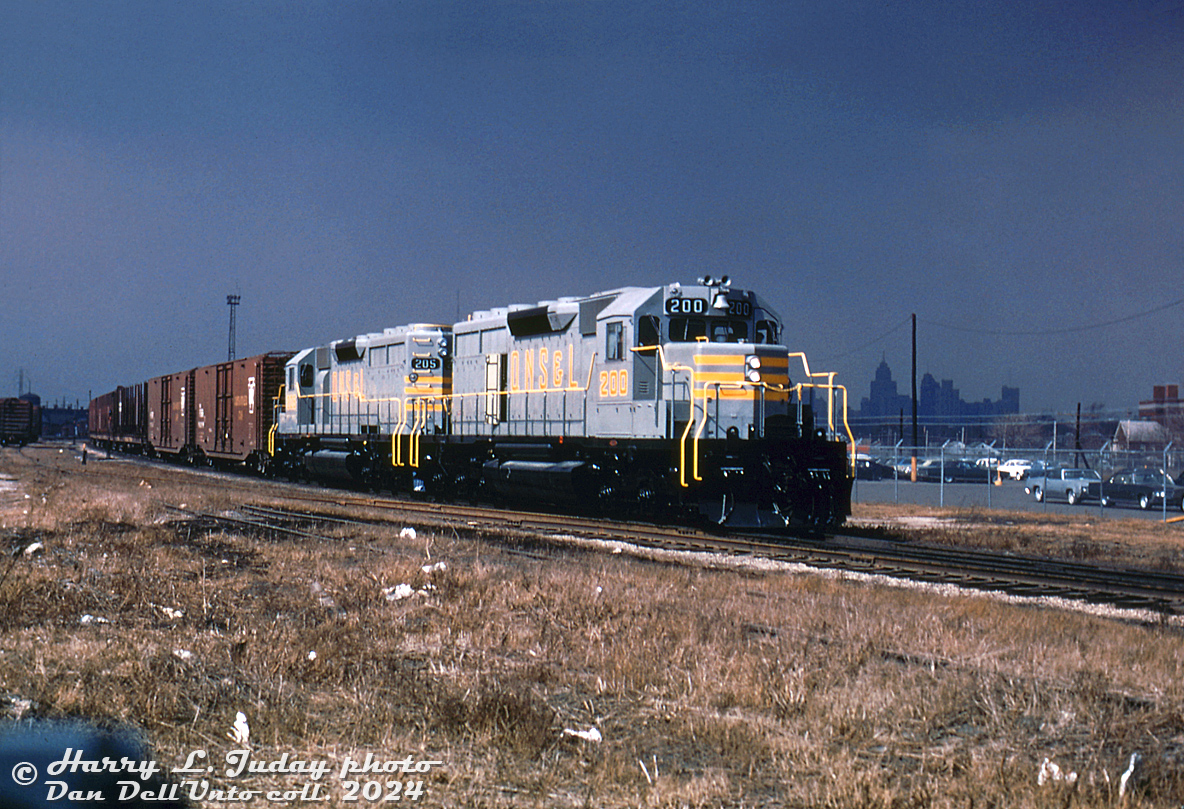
[856,357,1019,423]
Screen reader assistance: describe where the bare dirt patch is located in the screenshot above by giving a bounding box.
[2,445,1183,807]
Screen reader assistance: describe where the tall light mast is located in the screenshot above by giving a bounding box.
[227,294,241,361]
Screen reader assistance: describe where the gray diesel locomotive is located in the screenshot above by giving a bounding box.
[274,279,852,529]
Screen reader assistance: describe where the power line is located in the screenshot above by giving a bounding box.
[921,295,1184,336]
[818,315,912,363]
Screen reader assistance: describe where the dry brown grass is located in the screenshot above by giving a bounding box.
[853,501,1184,571]
[2,445,1184,807]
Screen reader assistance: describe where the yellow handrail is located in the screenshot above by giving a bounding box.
[637,346,697,488]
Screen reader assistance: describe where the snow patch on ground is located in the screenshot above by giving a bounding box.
[848,515,955,530]
[0,475,24,512]
[545,531,1183,628]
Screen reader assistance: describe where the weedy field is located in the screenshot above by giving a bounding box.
[1,444,1183,808]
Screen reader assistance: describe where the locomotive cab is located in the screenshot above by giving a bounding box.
[588,280,793,440]
[623,278,851,528]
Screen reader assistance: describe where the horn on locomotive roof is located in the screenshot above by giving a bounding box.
[698,275,732,289]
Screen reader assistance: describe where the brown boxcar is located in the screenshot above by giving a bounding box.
[0,398,41,446]
[87,384,147,451]
[147,369,195,460]
[192,352,292,469]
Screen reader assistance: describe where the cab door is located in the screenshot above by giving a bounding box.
[633,314,659,401]
[595,318,632,436]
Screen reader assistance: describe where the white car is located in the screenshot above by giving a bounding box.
[997,459,1034,480]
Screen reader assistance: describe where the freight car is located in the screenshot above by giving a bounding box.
[87,386,146,452]
[273,279,852,529]
[0,398,41,446]
[89,352,292,471]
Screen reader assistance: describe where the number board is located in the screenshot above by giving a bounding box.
[726,300,753,317]
[664,297,753,317]
[410,357,441,371]
[665,297,708,315]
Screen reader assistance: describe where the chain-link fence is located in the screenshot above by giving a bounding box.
[849,442,1184,520]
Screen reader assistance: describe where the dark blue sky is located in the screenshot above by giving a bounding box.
[2,0,1182,413]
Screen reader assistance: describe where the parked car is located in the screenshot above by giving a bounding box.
[913,459,945,482]
[853,457,896,480]
[1024,468,1101,505]
[996,459,1034,480]
[1100,468,1184,511]
[943,460,994,483]
[913,459,992,483]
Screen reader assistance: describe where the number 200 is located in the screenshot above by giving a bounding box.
[599,369,629,398]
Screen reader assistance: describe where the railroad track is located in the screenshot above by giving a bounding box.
[167,486,1184,618]
[20,444,1184,616]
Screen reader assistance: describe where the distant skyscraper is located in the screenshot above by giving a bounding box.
[859,359,911,418]
[857,360,1019,435]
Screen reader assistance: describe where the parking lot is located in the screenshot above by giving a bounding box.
[850,476,1184,522]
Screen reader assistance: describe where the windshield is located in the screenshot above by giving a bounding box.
[669,317,752,343]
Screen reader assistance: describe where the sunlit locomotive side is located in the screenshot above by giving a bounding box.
[274,324,452,488]
[272,279,851,529]
[453,279,850,528]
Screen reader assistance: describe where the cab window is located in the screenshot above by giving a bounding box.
[755,320,780,344]
[668,317,706,342]
[637,315,660,356]
[711,320,748,343]
[670,317,751,343]
[606,321,625,361]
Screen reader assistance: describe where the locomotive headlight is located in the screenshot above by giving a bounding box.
[745,355,761,383]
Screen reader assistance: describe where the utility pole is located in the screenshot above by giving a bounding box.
[1075,402,1089,469]
[227,294,241,362]
[911,313,918,481]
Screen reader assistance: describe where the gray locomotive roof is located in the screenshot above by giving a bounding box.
[460,285,659,331]
[340,323,449,348]
[593,286,661,320]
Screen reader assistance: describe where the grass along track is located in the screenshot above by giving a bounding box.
[40,442,1184,617]
[166,481,1184,617]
